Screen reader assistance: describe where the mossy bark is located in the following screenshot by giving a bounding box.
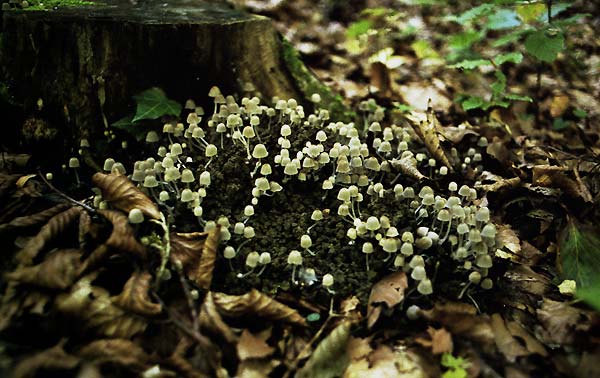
[0,0,349,145]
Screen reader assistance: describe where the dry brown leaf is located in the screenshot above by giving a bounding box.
[166,337,220,378]
[344,345,430,378]
[197,225,221,289]
[78,338,150,371]
[78,209,92,247]
[6,249,82,289]
[339,295,362,324]
[439,123,479,144]
[494,224,521,260]
[236,359,280,378]
[532,165,593,202]
[390,156,426,181]
[549,93,570,118]
[536,299,595,345]
[0,203,70,233]
[346,337,373,361]
[367,272,408,329]
[211,289,307,327]
[92,172,161,220]
[13,340,80,378]
[369,62,392,97]
[420,302,495,351]
[414,326,453,355]
[55,274,147,338]
[112,271,162,316]
[16,206,82,265]
[200,292,238,344]
[98,209,146,258]
[237,329,275,361]
[505,320,547,357]
[476,177,521,193]
[408,108,454,172]
[171,231,207,286]
[490,313,530,362]
[504,264,551,297]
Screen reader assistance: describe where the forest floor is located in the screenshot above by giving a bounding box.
[1,0,600,377]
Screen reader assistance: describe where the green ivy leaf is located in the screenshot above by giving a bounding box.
[461,96,486,111]
[493,52,523,66]
[487,9,521,30]
[132,87,182,123]
[524,29,564,63]
[448,30,484,51]
[449,59,491,69]
[559,221,600,288]
[347,20,372,39]
[111,113,151,141]
[573,108,588,118]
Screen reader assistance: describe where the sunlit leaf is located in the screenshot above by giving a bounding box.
[411,40,439,59]
[346,20,372,39]
[449,4,494,25]
[558,221,600,288]
[132,87,181,123]
[487,9,520,30]
[516,3,546,23]
[449,59,491,70]
[493,52,523,66]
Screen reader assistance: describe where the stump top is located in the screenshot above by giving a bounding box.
[4,0,261,24]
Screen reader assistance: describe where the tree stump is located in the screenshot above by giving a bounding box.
[0,0,347,148]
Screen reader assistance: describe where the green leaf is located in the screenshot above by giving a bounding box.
[559,221,600,289]
[573,108,588,118]
[487,9,521,30]
[450,4,495,25]
[449,59,491,70]
[132,87,182,123]
[411,40,439,59]
[461,96,486,111]
[552,117,569,130]
[111,113,152,141]
[306,313,321,322]
[516,3,546,24]
[578,281,600,312]
[524,29,564,63]
[441,353,469,369]
[504,93,532,102]
[493,52,523,66]
[347,20,372,39]
[491,70,507,97]
[443,369,468,378]
[448,30,484,51]
[492,28,530,47]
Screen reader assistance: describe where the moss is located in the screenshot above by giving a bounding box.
[280,38,354,122]
[23,0,98,11]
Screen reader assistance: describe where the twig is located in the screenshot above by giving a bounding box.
[37,171,96,213]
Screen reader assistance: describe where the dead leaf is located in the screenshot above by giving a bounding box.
[236,359,280,378]
[112,271,162,316]
[439,123,479,144]
[98,209,146,258]
[92,172,161,220]
[296,321,351,378]
[6,249,82,289]
[200,292,238,344]
[414,326,453,355]
[420,302,495,351]
[12,339,80,378]
[339,296,362,324]
[170,226,220,289]
[78,338,150,372]
[346,337,373,361]
[549,93,570,118]
[369,62,392,97]
[211,289,307,327]
[532,165,593,202]
[16,206,82,265]
[490,313,530,362]
[55,274,147,338]
[0,203,70,233]
[390,156,426,181]
[367,272,408,329]
[237,329,275,360]
[344,345,431,378]
[504,264,551,297]
[494,224,521,260]
[536,299,595,345]
[505,320,547,357]
[476,177,521,193]
[78,210,92,247]
[407,108,454,171]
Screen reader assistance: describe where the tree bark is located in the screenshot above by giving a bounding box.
[0,0,347,146]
